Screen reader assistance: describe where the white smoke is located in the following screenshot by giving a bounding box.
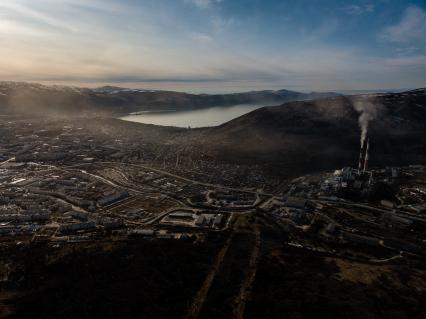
[353,99,380,148]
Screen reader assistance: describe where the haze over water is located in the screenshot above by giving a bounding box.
[120,104,265,128]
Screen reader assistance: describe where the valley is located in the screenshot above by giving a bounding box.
[0,86,426,318]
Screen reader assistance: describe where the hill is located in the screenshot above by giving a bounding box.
[194,89,426,177]
[0,82,339,116]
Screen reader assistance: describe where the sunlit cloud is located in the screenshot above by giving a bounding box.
[0,20,49,37]
[379,5,426,43]
[0,1,78,32]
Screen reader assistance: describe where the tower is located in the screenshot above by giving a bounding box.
[358,137,367,172]
[363,139,370,172]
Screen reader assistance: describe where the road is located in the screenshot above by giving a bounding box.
[63,162,272,215]
[0,157,15,166]
[66,161,274,197]
[233,225,261,319]
[12,159,274,203]
[184,233,234,319]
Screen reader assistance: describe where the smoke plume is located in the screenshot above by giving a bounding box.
[353,99,380,148]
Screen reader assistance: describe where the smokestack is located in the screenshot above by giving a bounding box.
[363,139,370,172]
[358,142,364,172]
[358,136,367,172]
[368,171,373,186]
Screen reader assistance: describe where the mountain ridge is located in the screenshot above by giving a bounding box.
[0,81,340,116]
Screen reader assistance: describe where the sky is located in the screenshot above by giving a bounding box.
[0,0,425,93]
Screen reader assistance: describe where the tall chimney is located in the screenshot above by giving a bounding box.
[358,143,364,172]
[363,139,370,172]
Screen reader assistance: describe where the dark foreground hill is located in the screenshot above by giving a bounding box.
[193,88,426,177]
[0,82,338,115]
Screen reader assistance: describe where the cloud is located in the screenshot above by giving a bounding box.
[342,4,375,15]
[304,18,339,40]
[49,0,126,13]
[2,43,424,92]
[190,32,213,42]
[365,4,375,13]
[395,46,420,56]
[0,1,78,32]
[0,20,50,37]
[212,16,235,33]
[379,5,426,43]
[186,0,223,9]
[0,0,128,37]
[0,0,425,92]
[383,55,426,67]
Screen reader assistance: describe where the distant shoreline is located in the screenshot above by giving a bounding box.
[129,109,177,115]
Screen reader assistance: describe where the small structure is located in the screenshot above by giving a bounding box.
[59,222,96,233]
[285,197,307,209]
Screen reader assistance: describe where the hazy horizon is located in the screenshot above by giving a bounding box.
[0,79,417,95]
